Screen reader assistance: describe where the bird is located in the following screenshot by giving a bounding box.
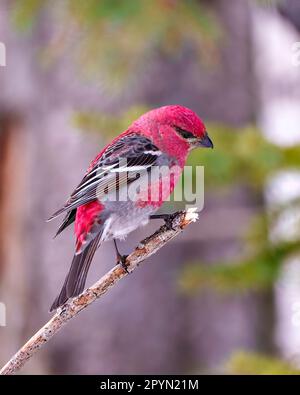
[48,105,213,311]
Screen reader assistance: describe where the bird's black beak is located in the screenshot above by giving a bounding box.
[199,132,214,148]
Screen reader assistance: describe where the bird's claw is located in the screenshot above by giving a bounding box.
[116,254,129,274]
[150,211,180,230]
[164,213,179,231]
[164,216,176,231]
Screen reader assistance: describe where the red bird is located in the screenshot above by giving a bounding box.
[49,105,213,311]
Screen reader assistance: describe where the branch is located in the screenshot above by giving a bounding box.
[0,209,198,375]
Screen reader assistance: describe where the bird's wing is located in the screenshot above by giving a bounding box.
[48,133,169,221]
[53,209,77,238]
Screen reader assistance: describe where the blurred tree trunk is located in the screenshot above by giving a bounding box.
[0,111,31,366]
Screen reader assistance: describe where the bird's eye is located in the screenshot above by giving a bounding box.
[174,126,195,139]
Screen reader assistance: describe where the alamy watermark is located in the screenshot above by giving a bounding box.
[94,162,205,211]
[0,302,6,326]
[291,42,300,67]
[0,42,6,67]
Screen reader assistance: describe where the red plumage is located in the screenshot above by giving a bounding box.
[75,201,103,253]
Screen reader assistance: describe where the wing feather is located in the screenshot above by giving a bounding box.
[48,133,166,221]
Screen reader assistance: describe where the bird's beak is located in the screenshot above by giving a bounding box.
[199,132,214,149]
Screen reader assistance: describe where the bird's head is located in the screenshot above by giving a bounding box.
[134,105,213,150]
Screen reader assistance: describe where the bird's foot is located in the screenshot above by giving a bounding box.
[150,212,180,231]
[116,253,129,274]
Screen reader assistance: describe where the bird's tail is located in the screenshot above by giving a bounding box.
[50,235,101,312]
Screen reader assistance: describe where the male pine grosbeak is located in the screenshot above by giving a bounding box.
[49,105,213,311]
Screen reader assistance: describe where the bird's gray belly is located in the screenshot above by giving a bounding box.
[101,201,156,241]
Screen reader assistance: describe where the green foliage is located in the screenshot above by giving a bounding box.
[180,241,300,294]
[11,0,44,31]
[11,0,220,92]
[73,105,149,138]
[180,256,277,294]
[187,123,300,188]
[225,351,300,375]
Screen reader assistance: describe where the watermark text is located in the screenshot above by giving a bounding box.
[0,302,6,326]
[0,42,6,67]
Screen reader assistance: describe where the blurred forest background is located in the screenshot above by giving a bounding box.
[1,0,300,374]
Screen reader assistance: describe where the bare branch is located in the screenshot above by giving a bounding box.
[0,209,198,375]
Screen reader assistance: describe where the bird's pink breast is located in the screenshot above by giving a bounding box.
[136,164,183,208]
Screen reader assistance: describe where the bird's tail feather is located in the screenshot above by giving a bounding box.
[50,234,101,312]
